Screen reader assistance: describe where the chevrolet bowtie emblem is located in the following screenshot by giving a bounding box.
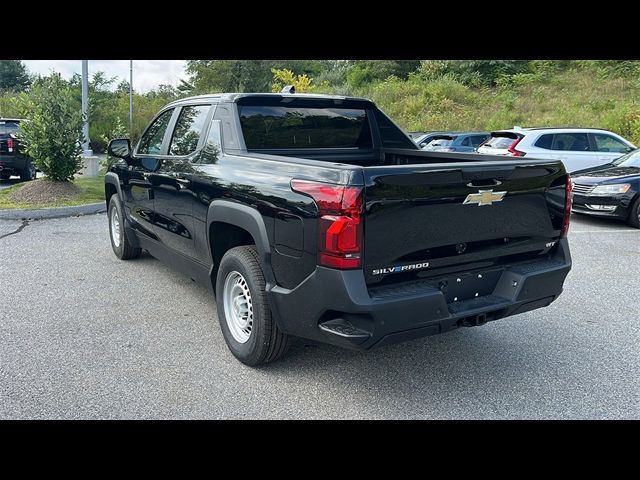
[463,189,507,206]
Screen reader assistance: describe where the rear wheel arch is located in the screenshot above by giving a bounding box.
[207,200,275,291]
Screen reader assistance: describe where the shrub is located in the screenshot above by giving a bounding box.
[271,68,316,93]
[17,73,84,182]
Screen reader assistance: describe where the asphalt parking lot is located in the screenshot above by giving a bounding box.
[0,212,638,419]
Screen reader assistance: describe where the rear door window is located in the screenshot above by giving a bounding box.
[592,133,630,153]
[552,133,590,151]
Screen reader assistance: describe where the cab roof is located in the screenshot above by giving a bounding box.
[166,92,373,107]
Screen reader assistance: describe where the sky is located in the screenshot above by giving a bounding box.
[22,60,187,93]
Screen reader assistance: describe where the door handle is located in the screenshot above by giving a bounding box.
[467,179,503,188]
[175,177,191,189]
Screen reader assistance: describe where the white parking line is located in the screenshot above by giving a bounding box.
[571,230,638,234]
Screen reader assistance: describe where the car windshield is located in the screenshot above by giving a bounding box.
[612,149,640,167]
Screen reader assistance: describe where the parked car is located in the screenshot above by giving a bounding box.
[105,92,571,365]
[570,148,640,228]
[0,118,36,181]
[422,132,490,153]
[476,127,636,173]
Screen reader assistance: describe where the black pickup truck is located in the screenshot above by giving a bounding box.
[105,92,572,365]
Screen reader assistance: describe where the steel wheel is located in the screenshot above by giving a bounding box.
[222,270,254,343]
[110,208,121,248]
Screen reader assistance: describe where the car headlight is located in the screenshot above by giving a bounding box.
[591,184,631,195]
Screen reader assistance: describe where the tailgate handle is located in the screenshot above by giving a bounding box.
[467,179,503,188]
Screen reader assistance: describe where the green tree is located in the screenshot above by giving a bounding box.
[347,60,420,87]
[17,73,84,182]
[0,60,31,91]
[185,60,273,93]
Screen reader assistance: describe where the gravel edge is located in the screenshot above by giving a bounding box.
[0,202,106,220]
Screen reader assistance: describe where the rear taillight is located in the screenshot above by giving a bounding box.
[7,137,16,153]
[562,175,572,237]
[291,179,363,269]
[507,137,526,156]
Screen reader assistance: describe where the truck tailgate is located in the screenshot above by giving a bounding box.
[363,160,568,286]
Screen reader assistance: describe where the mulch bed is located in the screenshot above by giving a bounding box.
[8,179,81,205]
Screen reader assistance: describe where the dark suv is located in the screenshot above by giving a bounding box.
[0,118,37,181]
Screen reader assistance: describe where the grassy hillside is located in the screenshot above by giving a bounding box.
[348,66,640,144]
[4,61,640,149]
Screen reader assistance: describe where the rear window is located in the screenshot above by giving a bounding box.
[482,135,517,149]
[425,138,454,148]
[0,121,20,135]
[239,106,372,149]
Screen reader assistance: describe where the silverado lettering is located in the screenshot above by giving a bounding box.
[372,262,430,275]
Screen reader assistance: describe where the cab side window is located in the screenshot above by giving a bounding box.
[137,109,174,155]
[197,120,223,165]
[169,105,211,156]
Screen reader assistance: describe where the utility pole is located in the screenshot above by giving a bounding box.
[81,60,92,156]
[129,60,133,137]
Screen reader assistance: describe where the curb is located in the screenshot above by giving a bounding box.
[0,202,106,220]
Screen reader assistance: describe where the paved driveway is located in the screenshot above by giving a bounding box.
[0,213,638,419]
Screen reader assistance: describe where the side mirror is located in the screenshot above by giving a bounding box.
[420,142,427,148]
[107,138,132,159]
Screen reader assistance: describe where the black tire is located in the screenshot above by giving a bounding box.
[20,160,36,181]
[627,197,640,229]
[215,246,290,366]
[107,195,142,260]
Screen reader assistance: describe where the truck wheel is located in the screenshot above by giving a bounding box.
[216,246,290,366]
[20,161,36,181]
[628,197,640,229]
[108,195,141,260]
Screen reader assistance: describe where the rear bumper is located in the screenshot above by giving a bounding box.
[268,238,572,350]
[0,155,27,173]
